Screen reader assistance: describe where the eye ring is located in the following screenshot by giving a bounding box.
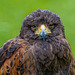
[31,25,36,30]
[49,24,54,28]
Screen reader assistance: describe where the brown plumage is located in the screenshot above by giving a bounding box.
[0,9,75,75]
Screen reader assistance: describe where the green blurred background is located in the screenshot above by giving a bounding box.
[0,0,75,56]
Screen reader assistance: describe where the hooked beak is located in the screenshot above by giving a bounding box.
[40,25,47,40]
[35,25,51,40]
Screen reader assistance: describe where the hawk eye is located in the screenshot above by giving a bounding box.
[49,23,58,29]
[31,25,36,30]
[49,24,54,28]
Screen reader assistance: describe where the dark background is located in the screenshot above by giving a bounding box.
[0,0,75,56]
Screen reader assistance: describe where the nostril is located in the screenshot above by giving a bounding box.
[45,28,46,30]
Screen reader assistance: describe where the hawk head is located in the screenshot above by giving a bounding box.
[19,9,65,41]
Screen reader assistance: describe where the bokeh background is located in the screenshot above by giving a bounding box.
[0,0,75,56]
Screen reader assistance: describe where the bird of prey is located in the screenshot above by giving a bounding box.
[0,9,75,75]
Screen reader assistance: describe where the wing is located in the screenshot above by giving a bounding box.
[60,39,75,75]
[69,51,75,75]
[0,38,36,75]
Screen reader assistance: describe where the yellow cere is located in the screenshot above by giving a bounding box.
[35,25,51,35]
[40,25,46,30]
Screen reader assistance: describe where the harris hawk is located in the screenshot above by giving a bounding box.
[0,9,75,75]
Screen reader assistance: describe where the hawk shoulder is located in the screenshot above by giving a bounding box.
[0,38,31,75]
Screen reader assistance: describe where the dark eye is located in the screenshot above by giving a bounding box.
[49,24,54,28]
[31,25,36,30]
[49,23,58,29]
